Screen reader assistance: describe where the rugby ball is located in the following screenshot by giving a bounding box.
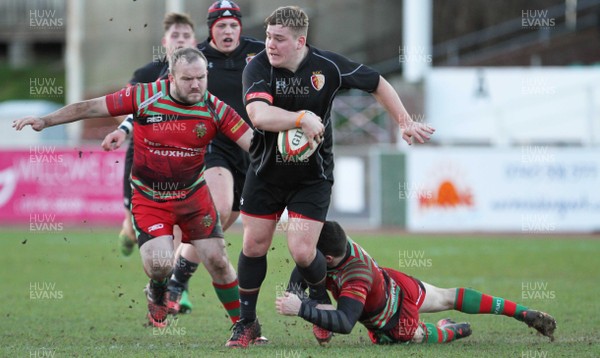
[277,126,317,162]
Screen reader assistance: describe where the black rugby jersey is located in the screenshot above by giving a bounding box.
[198,37,264,157]
[243,45,380,186]
[129,58,169,85]
[122,59,169,148]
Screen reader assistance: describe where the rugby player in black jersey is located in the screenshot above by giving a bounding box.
[226,6,435,348]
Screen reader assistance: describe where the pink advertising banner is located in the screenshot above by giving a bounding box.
[0,147,125,227]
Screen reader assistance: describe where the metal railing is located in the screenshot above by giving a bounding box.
[331,90,397,145]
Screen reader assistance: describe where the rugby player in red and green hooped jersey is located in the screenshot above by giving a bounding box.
[164,0,265,322]
[13,47,253,329]
[276,221,557,345]
[108,5,265,322]
[115,12,196,259]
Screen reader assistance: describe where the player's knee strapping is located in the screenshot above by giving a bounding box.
[171,256,199,285]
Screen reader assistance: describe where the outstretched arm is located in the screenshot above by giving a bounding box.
[247,102,324,149]
[276,292,363,334]
[13,97,109,131]
[371,76,435,145]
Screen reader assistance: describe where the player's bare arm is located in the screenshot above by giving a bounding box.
[234,127,253,153]
[12,97,110,131]
[371,76,435,145]
[101,129,127,151]
[112,115,128,125]
[101,115,133,151]
[246,101,324,147]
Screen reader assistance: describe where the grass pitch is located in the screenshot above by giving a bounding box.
[1,227,599,357]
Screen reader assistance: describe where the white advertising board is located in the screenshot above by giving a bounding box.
[406,148,600,232]
[425,68,600,145]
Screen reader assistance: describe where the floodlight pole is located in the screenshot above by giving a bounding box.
[166,0,184,13]
[402,0,432,83]
[65,0,84,145]
[565,0,577,31]
[399,0,432,149]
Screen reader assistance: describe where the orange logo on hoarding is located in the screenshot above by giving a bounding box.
[419,180,473,209]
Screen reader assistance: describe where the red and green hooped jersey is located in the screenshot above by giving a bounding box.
[106,80,249,201]
[326,238,401,331]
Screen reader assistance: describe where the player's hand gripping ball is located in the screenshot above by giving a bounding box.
[277,111,318,162]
